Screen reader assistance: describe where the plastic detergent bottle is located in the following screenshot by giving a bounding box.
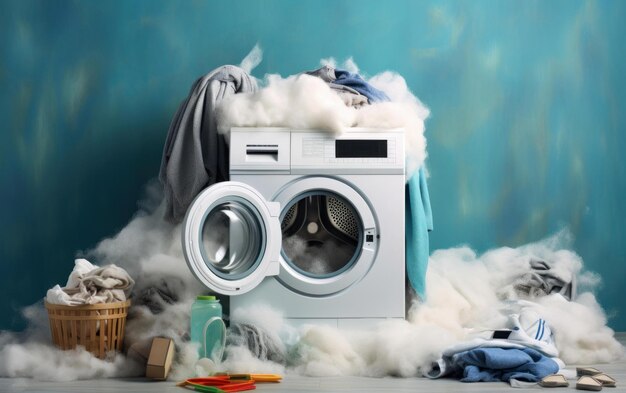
[190,295,226,362]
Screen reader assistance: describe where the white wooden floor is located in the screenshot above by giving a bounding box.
[2,333,624,393]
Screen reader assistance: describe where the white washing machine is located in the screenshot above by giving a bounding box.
[182,127,405,329]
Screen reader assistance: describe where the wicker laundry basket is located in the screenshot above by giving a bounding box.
[45,300,131,359]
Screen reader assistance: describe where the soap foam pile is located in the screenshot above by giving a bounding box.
[217,59,430,176]
[411,231,624,366]
[0,303,142,381]
[0,192,623,381]
[91,190,206,379]
[0,184,205,381]
[218,230,624,378]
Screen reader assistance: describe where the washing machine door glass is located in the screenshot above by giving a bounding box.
[274,177,378,297]
[281,192,362,278]
[200,200,264,278]
[182,182,281,296]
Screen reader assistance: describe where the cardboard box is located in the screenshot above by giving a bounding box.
[127,338,152,364]
[146,337,175,380]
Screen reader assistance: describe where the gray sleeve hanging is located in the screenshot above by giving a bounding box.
[159,65,257,222]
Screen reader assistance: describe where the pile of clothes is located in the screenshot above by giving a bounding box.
[46,258,134,306]
[425,309,563,385]
[425,258,585,387]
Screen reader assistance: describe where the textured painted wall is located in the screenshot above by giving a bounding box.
[1,0,625,330]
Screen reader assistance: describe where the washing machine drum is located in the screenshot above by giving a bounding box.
[280,193,361,277]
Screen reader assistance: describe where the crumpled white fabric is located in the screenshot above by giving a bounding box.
[45,259,134,305]
[65,258,96,288]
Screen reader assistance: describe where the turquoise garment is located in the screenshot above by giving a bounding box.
[405,167,433,299]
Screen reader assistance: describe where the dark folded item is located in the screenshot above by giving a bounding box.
[227,322,286,364]
[514,258,576,300]
[305,65,369,108]
[333,69,390,103]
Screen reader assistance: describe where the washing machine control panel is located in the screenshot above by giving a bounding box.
[229,127,405,175]
[300,136,397,161]
[293,129,405,174]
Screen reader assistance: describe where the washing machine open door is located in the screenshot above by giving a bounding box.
[182,181,281,296]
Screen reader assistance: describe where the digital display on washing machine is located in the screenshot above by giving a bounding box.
[335,139,388,158]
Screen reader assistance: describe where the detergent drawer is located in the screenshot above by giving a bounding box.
[230,128,291,173]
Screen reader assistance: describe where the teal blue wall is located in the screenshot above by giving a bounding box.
[1,0,625,330]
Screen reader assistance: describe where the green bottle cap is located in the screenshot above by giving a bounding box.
[196,295,217,301]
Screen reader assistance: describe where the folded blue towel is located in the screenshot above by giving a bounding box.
[333,70,390,103]
[453,347,559,383]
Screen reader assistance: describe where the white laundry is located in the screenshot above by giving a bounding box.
[45,259,134,305]
[506,313,558,357]
[65,258,97,288]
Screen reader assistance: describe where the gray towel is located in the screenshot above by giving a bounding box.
[159,65,257,222]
